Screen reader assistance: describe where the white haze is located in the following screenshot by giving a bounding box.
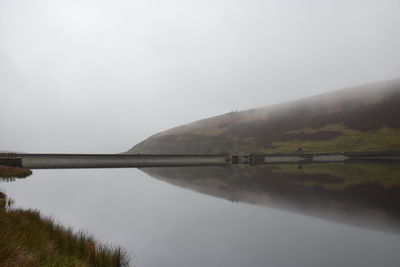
[1,0,400,153]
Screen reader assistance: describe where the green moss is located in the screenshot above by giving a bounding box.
[286,123,360,135]
[264,126,400,153]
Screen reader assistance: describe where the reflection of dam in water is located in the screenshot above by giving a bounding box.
[142,163,400,233]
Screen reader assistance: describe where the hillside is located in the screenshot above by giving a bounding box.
[127,80,400,154]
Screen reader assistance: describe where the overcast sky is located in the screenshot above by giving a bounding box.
[1,0,400,153]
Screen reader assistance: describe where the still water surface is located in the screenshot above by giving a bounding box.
[1,163,400,267]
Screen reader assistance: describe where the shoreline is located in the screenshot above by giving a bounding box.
[0,166,131,266]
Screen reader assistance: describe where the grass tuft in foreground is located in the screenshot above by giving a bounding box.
[0,192,131,266]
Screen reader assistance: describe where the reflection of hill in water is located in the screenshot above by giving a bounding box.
[142,163,400,232]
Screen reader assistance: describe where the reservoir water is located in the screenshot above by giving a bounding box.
[1,163,400,267]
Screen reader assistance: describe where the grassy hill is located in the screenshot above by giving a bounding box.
[127,80,400,154]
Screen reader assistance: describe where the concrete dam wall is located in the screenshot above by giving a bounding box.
[15,154,228,169]
[1,152,398,169]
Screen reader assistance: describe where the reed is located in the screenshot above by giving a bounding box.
[0,192,131,266]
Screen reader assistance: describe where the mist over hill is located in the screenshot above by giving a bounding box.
[127,80,400,154]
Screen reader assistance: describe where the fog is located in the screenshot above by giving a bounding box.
[1,0,400,153]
